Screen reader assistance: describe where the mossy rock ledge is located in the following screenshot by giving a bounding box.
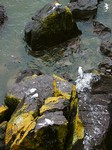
[24,2,81,51]
[4,73,84,150]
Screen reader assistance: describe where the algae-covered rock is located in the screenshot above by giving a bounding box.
[5,73,83,149]
[25,2,81,51]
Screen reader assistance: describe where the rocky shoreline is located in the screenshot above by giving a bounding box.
[0,0,112,149]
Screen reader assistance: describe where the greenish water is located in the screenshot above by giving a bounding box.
[0,0,112,103]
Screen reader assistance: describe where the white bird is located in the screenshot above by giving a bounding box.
[78,66,84,79]
[104,3,109,12]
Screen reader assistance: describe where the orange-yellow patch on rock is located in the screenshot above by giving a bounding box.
[5,112,36,147]
[0,105,8,114]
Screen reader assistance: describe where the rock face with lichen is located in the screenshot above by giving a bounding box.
[2,69,112,150]
[24,2,81,51]
[5,73,84,150]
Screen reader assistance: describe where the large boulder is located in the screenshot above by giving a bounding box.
[5,73,84,149]
[0,5,7,26]
[68,0,98,20]
[74,71,112,149]
[25,2,81,51]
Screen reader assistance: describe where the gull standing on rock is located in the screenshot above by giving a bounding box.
[78,66,84,79]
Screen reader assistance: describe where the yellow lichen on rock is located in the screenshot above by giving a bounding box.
[0,105,8,114]
[53,79,70,99]
[70,85,84,144]
[5,111,36,148]
[53,74,66,82]
[70,85,84,145]
[40,104,52,115]
[44,96,61,104]
[72,108,84,144]
[64,6,72,15]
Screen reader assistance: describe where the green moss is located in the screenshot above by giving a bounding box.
[72,107,84,145]
[66,85,84,149]
[42,6,73,34]
[64,6,72,15]
[55,123,68,150]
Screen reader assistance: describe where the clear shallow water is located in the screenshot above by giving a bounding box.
[0,0,111,103]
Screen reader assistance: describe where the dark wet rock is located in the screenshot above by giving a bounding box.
[68,0,98,20]
[0,121,7,150]
[98,59,112,75]
[16,69,42,83]
[25,2,81,51]
[5,73,84,149]
[100,40,112,57]
[0,5,7,26]
[75,72,112,150]
[91,75,112,94]
[93,21,111,40]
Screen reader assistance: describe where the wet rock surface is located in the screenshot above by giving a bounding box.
[93,21,111,40]
[68,0,98,20]
[25,2,81,51]
[75,72,112,150]
[98,59,112,75]
[100,40,112,57]
[0,5,7,26]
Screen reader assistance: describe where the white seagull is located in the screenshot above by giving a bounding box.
[78,66,84,79]
[104,3,109,12]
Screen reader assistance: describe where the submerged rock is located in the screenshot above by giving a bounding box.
[0,5,7,26]
[68,0,98,20]
[93,21,111,40]
[25,2,81,51]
